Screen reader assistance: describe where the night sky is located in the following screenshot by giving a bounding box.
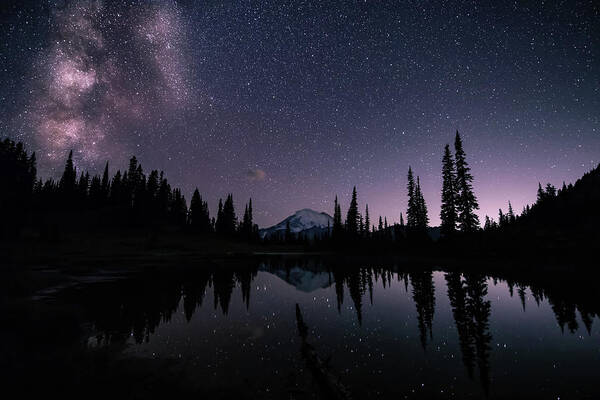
[1,0,598,227]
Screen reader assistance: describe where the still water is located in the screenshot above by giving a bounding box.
[32,259,600,398]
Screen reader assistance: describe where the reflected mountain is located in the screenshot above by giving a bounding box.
[266,266,333,292]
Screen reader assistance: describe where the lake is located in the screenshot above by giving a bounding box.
[4,257,599,399]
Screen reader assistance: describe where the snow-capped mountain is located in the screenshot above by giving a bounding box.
[259,208,333,239]
[267,266,333,292]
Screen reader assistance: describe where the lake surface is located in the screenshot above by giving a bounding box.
[6,258,600,399]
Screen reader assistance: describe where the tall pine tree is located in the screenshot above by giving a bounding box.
[454,131,480,232]
[406,166,418,229]
[332,195,343,238]
[59,150,77,196]
[346,186,359,235]
[415,177,429,229]
[364,204,370,236]
[440,144,458,237]
[222,194,237,235]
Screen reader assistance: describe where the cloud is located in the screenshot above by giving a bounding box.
[246,168,267,181]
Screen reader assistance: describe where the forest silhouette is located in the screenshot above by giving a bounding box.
[2,135,598,262]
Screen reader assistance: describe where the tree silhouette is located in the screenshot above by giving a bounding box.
[440,144,458,237]
[446,272,492,395]
[101,162,110,199]
[410,271,436,350]
[222,194,236,235]
[415,176,429,229]
[406,166,418,229]
[454,131,480,232]
[346,186,359,236]
[59,150,77,198]
[507,201,515,223]
[0,139,37,237]
[332,195,343,240]
[364,204,370,237]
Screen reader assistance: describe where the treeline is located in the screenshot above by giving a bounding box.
[0,132,481,249]
[3,133,596,256]
[477,163,600,255]
[270,131,480,249]
[0,138,258,241]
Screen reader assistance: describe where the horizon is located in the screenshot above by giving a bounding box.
[1,1,598,227]
[21,146,597,229]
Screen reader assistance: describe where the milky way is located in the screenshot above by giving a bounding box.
[20,1,195,168]
[1,0,599,227]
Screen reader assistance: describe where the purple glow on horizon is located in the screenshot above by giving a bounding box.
[1,1,598,227]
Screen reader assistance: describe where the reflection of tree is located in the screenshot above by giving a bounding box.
[330,267,368,324]
[333,270,345,313]
[465,273,492,396]
[580,310,594,335]
[182,271,211,322]
[212,269,236,315]
[445,272,492,395]
[446,272,475,378]
[506,272,597,335]
[549,298,579,333]
[235,269,257,310]
[409,271,436,350]
[347,271,364,325]
[517,284,527,311]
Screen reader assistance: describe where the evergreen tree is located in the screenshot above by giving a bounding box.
[364,204,370,236]
[89,175,102,205]
[59,150,77,196]
[170,188,187,226]
[110,170,122,204]
[378,216,383,232]
[498,209,506,227]
[0,139,37,236]
[28,152,37,189]
[484,216,492,230]
[189,188,203,230]
[222,194,237,235]
[146,170,159,200]
[247,198,253,230]
[440,144,458,237]
[346,186,359,235]
[77,171,90,200]
[454,131,480,232]
[537,183,545,202]
[216,198,224,233]
[332,195,343,238]
[545,183,557,198]
[507,201,515,223]
[157,172,171,220]
[240,198,254,237]
[101,162,110,199]
[415,176,429,229]
[406,167,418,228]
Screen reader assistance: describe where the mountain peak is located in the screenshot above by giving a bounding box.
[259,208,333,238]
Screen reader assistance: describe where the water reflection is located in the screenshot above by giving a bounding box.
[446,272,492,395]
[55,258,600,398]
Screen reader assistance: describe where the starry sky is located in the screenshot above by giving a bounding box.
[1,0,599,227]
